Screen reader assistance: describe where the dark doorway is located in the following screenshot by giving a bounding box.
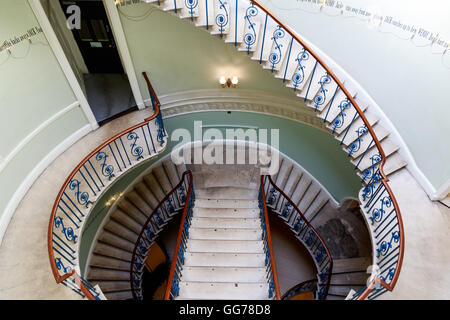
[59,0,137,124]
[60,0,123,74]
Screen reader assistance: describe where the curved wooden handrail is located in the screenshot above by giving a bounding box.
[251,0,404,299]
[282,279,317,300]
[48,72,162,300]
[164,170,194,300]
[266,175,333,299]
[142,71,161,109]
[260,176,281,300]
[130,170,193,300]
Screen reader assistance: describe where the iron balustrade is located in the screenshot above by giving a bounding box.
[130,170,194,300]
[263,175,333,300]
[164,171,195,300]
[259,176,282,300]
[48,72,166,300]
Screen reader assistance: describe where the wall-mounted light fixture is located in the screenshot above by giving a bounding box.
[219,76,239,88]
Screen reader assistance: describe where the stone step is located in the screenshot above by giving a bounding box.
[88,267,130,281]
[354,138,400,173]
[103,220,139,244]
[186,239,264,253]
[89,254,130,271]
[176,282,269,300]
[126,191,153,217]
[304,191,329,221]
[153,164,173,194]
[104,290,133,300]
[98,231,135,253]
[384,152,408,176]
[180,267,267,282]
[94,280,131,293]
[163,159,182,188]
[298,183,322,214]
[188,228,261,241]
[336,112,379,146]
[193,208,259,219]
[195,187,258,200]
[110,209,142,235]
[93,242,132,261]
[328,285,364,297]
[184,252,266,267]
[330,272,369,285]
[190,217,260,229]
[333,257,372,274]
[135,182,159,209]
[195,199,259,209]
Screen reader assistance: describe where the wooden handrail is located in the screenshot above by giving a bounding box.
[251,0,404,299]
[164,171,194,300]
[142,71,161,107]
[48,72,162,300]
[266,175,333,299]
[130,170,193,300]
[260,176,281,300]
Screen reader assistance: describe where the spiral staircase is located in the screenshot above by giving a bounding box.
[46,0,406,300]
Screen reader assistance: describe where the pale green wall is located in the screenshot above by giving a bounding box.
[117,3,297,101]
[0,1,89,219]
[259,0,450,191]
[80,111,361,275]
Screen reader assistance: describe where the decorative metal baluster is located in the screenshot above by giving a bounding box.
[269,26,285,71]
[369,196,392,225]
[96,151,115,180]
[68,179,91,208]
[331,98,351,133]
[215,0,229,37]
[243,4,258,54]
[376,231,400,258]
[127,131,144,161]
[185,0,199,21]
[313,73,331,111]
[54,216,78,244]
[292,49,310,91]
[348,126,369,156]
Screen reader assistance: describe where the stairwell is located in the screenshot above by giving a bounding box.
[176,188,269,299]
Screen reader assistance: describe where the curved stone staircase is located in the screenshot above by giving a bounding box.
[86,146,372,300]
[87,159,187,300]
[48,1,407,300]
[132,0,406,299]
[139,0,407,179]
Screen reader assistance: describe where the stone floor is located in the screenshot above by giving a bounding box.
[0,108,154,299]
[84,73,136,123]
[378,169,450,300]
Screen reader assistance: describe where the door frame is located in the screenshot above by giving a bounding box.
[28,0,146,130]
[103,0,145,110]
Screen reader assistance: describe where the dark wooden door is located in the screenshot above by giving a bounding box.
[60,0,124,74]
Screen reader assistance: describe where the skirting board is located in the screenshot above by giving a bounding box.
[0,124,93,246]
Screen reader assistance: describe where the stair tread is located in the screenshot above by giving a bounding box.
[185,252,266,267]
[194,208,259,218]
[189,227,261,240]
[176,281,269,300]
[195,199,259,209]
[186,239,265,253]
[191,217,260,229]
[181,266,267,282]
